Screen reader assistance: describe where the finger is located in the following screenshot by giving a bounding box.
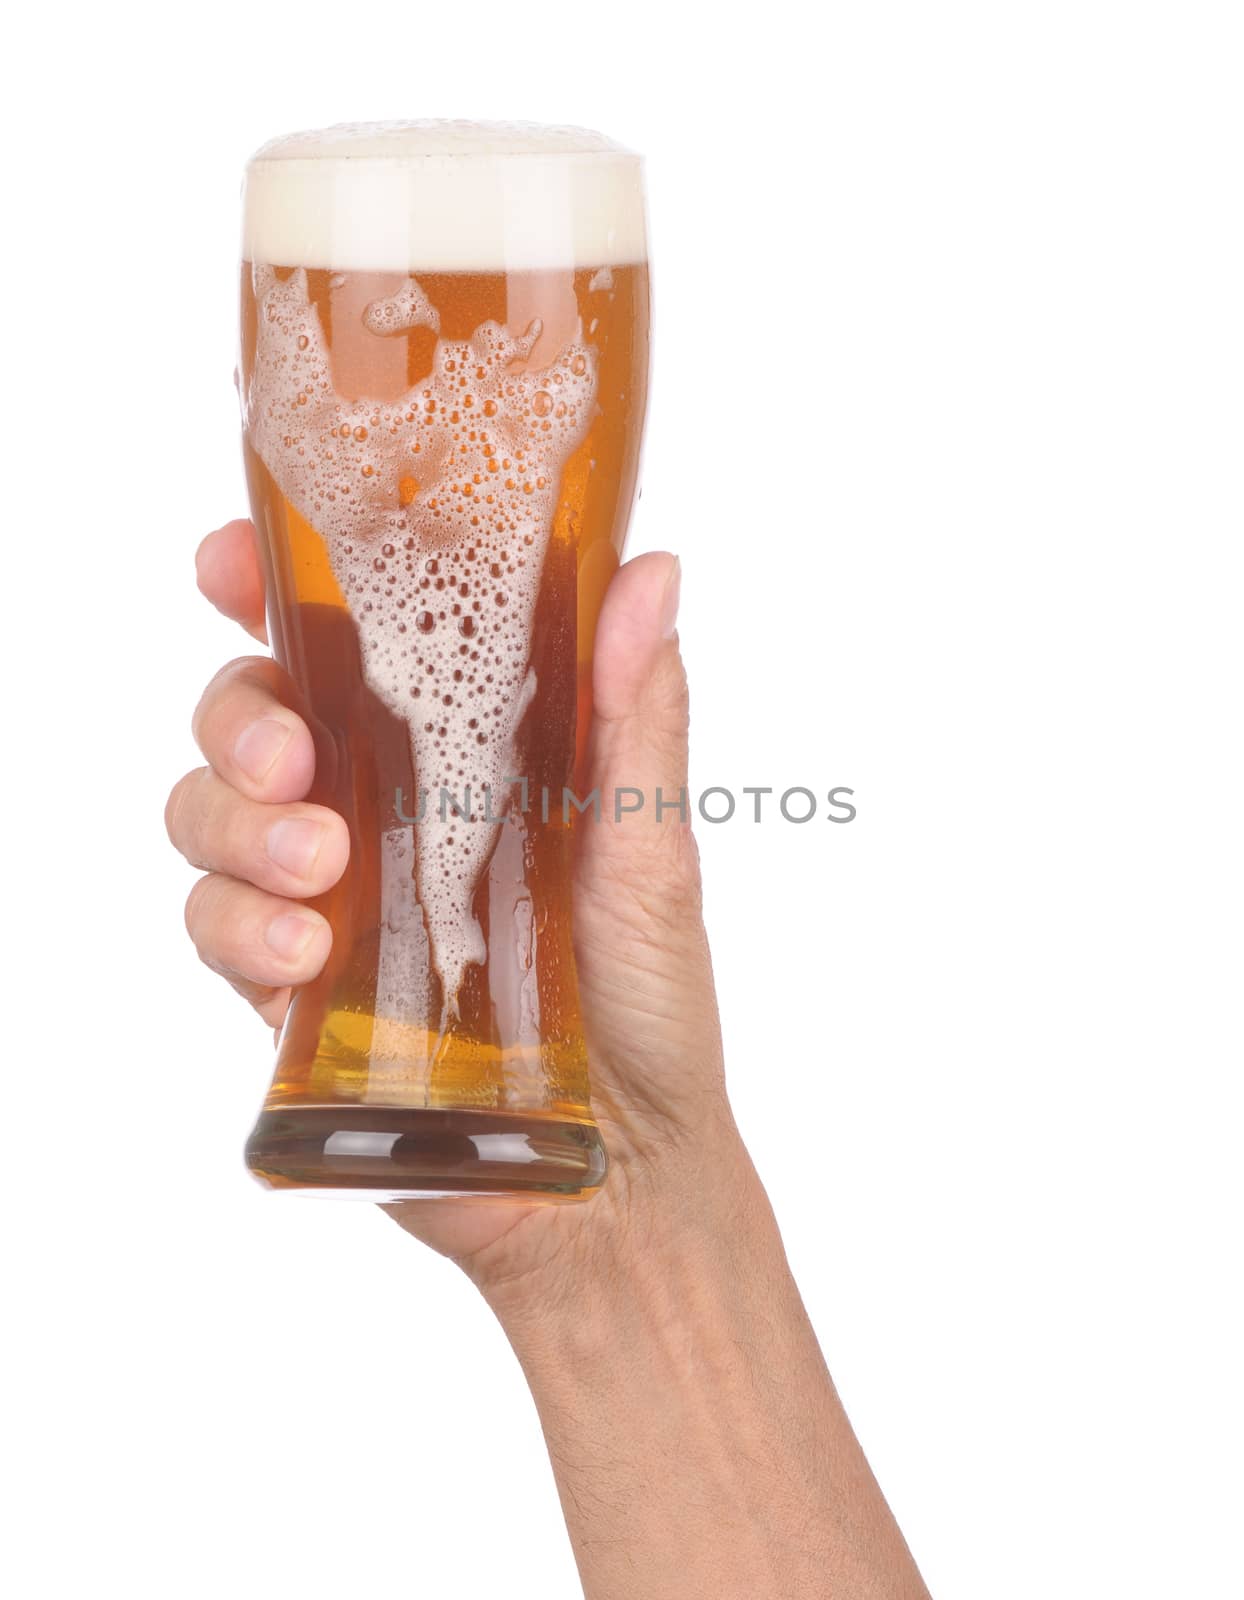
[240,982,293,1031]
[192,656,316,804]
[184,873,331,994]
[196,520,268,642]
[166,767,349,898]
[583,550,697,893]
[575,552,724,1133]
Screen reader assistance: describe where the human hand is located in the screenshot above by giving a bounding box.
[167,520,751,1295]
[169,524,930,1599]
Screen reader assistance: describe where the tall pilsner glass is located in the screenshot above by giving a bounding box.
[238,122,650,1198]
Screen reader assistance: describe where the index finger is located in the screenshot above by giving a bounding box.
[196,519,268,642]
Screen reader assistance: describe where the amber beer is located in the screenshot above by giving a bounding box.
[238,124,650,1197]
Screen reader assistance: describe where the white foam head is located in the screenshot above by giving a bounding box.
[243,120,647,272]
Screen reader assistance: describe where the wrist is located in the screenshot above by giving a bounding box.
[474,1121,777,1352]
[460,1120,930,1600]
[471,1126,866,1599]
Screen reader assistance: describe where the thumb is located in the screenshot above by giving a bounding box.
[574,552,727,1144]
[589,548,687,818]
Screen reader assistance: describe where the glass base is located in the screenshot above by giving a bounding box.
[245,1105,608,1200]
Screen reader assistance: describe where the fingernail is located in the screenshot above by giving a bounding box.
[660,555,681,640]
[265,910,323,962]
[266,817,324,879]
[235,718,293,783]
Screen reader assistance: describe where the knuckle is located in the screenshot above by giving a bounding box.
[165,767,204,849]
[211,653,276,690]
[647,650,691,734]
[191,655,277,743]
[185,874,263,979]
[183,872,222,947]
[203,788,249,875]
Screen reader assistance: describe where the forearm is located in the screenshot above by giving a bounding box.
[480,1139,930,1600]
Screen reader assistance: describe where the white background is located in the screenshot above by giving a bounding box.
[5,2,1241,1595]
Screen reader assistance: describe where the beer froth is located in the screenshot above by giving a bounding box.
[244,264,598,1017]
[243,121,648,274]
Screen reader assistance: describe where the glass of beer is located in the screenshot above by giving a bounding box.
[238,122,650,1199]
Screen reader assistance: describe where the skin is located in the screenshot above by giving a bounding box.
[167,519,931,1599]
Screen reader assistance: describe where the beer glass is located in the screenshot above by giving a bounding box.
[238,123,650,1198]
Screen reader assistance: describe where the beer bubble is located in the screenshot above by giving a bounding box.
[416,610,435,633]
